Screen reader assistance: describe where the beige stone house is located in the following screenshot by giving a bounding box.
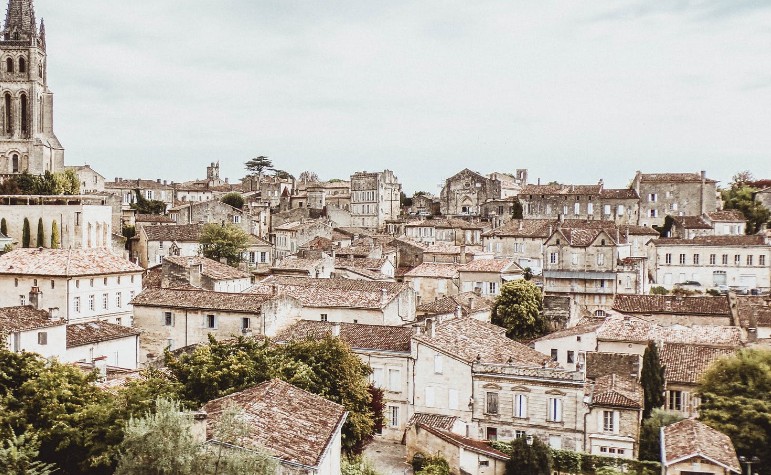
[405,218,488,246]
[135,224,203,268]
[244,234,273,275]
[661,419,740,475]
[273,219,333,259]
[404,263,462,304]
[65,320,140,369]
[482,219,553,274]
[631,171,720,228]
[105,178,175,212]
[611,294,735,327]
[67,165,105,193]
[161,256,251,292]
[271,254,335,278]
[415,291,495,323]
[0,305,66,358]
[168,199,255,234]
[532,323,601,371]
[458,258,522,297]
[350,170,401,231]
[584,374,643,459]
[440,169,520,218]
[518,183,640,226]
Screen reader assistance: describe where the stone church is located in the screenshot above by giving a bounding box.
[0,0,64,177]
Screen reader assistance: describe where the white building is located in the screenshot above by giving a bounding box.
[66,320,140,369]
[0,305,66,358]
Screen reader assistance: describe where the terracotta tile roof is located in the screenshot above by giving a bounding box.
[554,227,625,246]
[0,248,143,277]
[672,215,712,229]
[405,263,462,278]
[272,257,326,273]
[0,306,61,333]
[662,419,740,473]
[248,234,272,246]
[650,235,767,246]
[519,184,602,195]
[585,352,640,381]
[414,422,509,460]
[143,265,162,289]
[143,224,203,242]
[302,236,333,250]
[66,321,140,348]
[407,413,460,431]
[596,314,742,347]
[334,257,388,271]
[599,188,639,199]
[247,276,407,309]
[736,296,771,327]
[406,218,487,230]
[638,173,718,184]
[334,266,393,281]
[612,295,732,317]
[589,374,643,408]
[135,214,175,223]
[413,317,556,366]
[659,343,736,385]
[424,244,484,256]
[620,225,660,236]
[105,179,174,189]
[459,258,520,273]
[483,219,554,238]
[131,288,273,313]
[164,256,250,280]
[275,220,328,232]
[416,291,495,317]
[273,320,414,352]
[201,379,347,468]
[533,323,601,342]
[706,210,746,222]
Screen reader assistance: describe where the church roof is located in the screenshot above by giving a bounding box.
[4,0,39,42]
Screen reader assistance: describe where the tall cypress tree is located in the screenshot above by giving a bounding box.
[36,218,45,248]
[641,340,666,419]
[22,218,30,248]
[0,217,7,236]
[51,220,60,249]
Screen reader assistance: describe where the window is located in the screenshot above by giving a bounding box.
[372,367,384,387]
[550,252,558,264]
[618,205,625,215]
[488,282,497,294]
[33,278,37,286]
[389,406,399,428]
[425,387,435,407]
[104,277,108,285]
[486,392,499,414]
[51,280,55,289]
[761,255,766,266]
[587,203,593,215]
[242,317,250,329]
[514,394,528,418]
[735,255,741,265]
[693,254,699,265]
[551,349,558,361]
[649,193,657,202]
[388,368,401,392]
[574,203,580,215]
[650,209,658,218]
[5,57,12,73]
[117,276,121,284]
[515,430,527,439]
[102,293,109,310]
[722,254,729,265]
[597,253,604,265]
[232,215,241,224]
[747,255,753,266]
[479,461,489,467]
[320,314,328,322]
[131,275,135,283]
[486,427,498,441]
[434,354,443,374]
[206,314,217,329]
[88,295,94,311]
[679,254,686,264]
[603,204,611,215]
[710,254,716,265]
[18,57,25,73]
[164,312,174,326]
[116,292,122,308]
[603,410,616,432]
[37,332,47,345]
[571,253,578,265]
[567,351,575,364]
[74,297,80,312]
[116,317,122,325]
[668,390,682,411]
[90,279,94,287]
[547,398,563,422]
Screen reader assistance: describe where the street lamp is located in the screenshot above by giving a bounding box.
[526,435,534,446]
[739,456,760,475]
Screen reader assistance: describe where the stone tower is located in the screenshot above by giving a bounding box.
[0,0,63,177]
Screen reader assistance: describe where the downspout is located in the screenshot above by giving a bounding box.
[185,309,189,347]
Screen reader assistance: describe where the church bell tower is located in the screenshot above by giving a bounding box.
[0,0,64,177]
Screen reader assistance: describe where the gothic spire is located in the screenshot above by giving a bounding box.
[4,0,38,42]
[38,16,44,48]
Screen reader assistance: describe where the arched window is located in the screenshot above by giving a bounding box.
[12,31,18,40]
[4,93,11,134]
[5,58,12,73]
[594,310,606,317]
[12,154,18,173]
[19,93,27,136]
[18,57,25,73]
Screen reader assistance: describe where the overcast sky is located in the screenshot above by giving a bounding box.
[39,0,771,194]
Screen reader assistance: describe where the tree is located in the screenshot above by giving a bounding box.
[491,280,549,340]
[650,286,669,295]
[0,430,58,475]
[16,173,37,195]
[342,455,380,475]
[199,223,249,266]
[698,348,771,474]
[512,201,524,219]
[220,192,245,210]
[0,178,21,195]
[130,189,166,215]
[0,217,6,236]
[638,408,684,462]
[245,156,272,176]
[36,218,44,248]
[21,218,30,248]
[414,454,451,475]
[298,171,319,183]
[60,169,80,195]
[729,170,755,189]
[721,185,770,234]
[34,171,64,195]
[270,168,292,180]
[50,220,59,249]
[504,436,552,475]
[641,341,665,420]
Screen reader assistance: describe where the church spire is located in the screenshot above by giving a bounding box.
[38,16,44,48]
[4,0,37,42]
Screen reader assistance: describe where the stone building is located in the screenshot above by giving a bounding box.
[0,305,65,358]
[168,199,264,237]
[134,224,203,268]
[350,169,401,231]
[66,165,104,193]
[161,256,251,292]
[517,183,640,226]
[660,419,740,475]
[756,186,771,213]
[104,178,175,212]
[273,218,332,259]
[481,219,553,274]
[631,171,720,228]
[440,169,501,218]
[0,0,64,177]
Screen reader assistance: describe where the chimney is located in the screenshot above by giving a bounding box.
[455,305,462,318]
[701,170,707,180]
[225,178,229,184]
[460,245,467,264]
[518,221,523,231]
[93,356,108,381]
[189,262,202,288]
[380,288,388,304]
[538,178,541,185]
[163,180,167,186]
[331,321,341,337]
[191,411,208,444]
[468,296,474,311]
[29,287,42,310]
[49,307,60,321]
[157,179,161,184]
[426,318,436,338]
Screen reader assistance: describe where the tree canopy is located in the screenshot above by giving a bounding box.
[245,156,273,175]
[503,436,553,475]
[638,409,684,462]
[220,192,245,209]
[491,280,549,340]
[721,185,770,235]
[641,341,665,420]
[298,171,319,183]
[130,189,166,215]
[199,223,249,266]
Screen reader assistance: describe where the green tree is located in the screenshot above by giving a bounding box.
[0,177,21,195]
[491,280,549,340]
[270,168,292,180]
[641,341,665,419]
[50,220,59,249]
[21,218,30,248]
[34,171,64,195]
[638,409,684,462]
[503,436,552,475]
[122,225,136,240]
[415,454,451,475]
[0,430,58,475]
[721,185,770,234]
[698,348,771,474]
[130,189,166,215]
[3,244,12,253]
[199,223,249,266]
[245,156,272,176]
[60,169,80,195]
[16,173,37,195]
[512,201,524,219]
[220,192,245,209]
[0,217,7,236]
[36,218,44,248]
[342,455,380,475]
[298,171,319,183]
[650,286,668,295]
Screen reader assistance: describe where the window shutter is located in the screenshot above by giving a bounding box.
[598,411,604,430]
[521,395,528,417]
[556,398,563,421]
[613,411,620,434]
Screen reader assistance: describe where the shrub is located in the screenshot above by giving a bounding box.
[650,286,668,295]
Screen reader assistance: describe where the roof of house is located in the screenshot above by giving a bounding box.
[533,323,602,342]
[142,265,162,289]
[650,235,767,246]
[638,173,718,184]
[0,306,61,333]
[706,210,746,222]
[407,413,461,431]
[620,225,661,236]
[405,218,487,230]
[131,288,274,313]
[66,321,140,348]
[143,224,203,242]
[247,276,407,309]
[599,188,639,199]
[423,244,485,256]
[163,256,250,281]
[672,215,713,230]
[414,422,509,461]
[589,374,643,409]
[416,291,495,317]
[105,179,174,189]
[274,220,328,232]
[0,248,143,277]
[661,419,740,473]
[272,256,326,273]
[659,343,736,385]
[404,263,462,278]
[413,317,555,367]
[483,219,554,238]
[135,214,175,223]
[201,378,347,469]
[519,184,602,195]
[273,320,414,353]
[736,296,771,327]
[552,226,625,247]
[459,258,520,273]
[595,314,742,347]
[612,295,732,317]
[302,236,333,250]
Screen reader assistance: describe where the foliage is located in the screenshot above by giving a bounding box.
[22,218,30,248]
[199,223,249,266]
[729,170,755,189]
[220,192,245,209]
[653,215,675,238]
[641,341,665,419]
[638,408,684,462]
[721,185,770,235]
[413,191,428,198]
[368,385,386,436]
[0,217,6,236]
[245,156,272,175]
[0,430,58,475]
[523,267,533,280]
[342,455,380,475]
[271,168,293,180]
[298,171,319,183]
[698,348,771,475]
[61,169,81,195]
[121,225,136,240]
[165,335,380,454]
[649,286,669,295]
[671,287,699,296]
[513,200,524,219]
[9,170,79,195]
[130,189,166,215]
[3,243,12,253]
[0,178,21,194]
[706,288,721,296]
[491,279,549,340]
[503,436,552,475]
[50,220,59,249]
[413,454,451,475]
[36,218,44,248]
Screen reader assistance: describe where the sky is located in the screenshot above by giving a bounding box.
[37,0,771,194]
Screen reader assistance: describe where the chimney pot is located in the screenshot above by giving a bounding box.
[426,318,436,338]
[468,296,474,311]
[331,321,341,337]
[455,305,462,318]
